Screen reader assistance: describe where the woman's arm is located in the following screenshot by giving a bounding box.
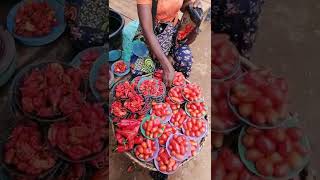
[137,4,174,86]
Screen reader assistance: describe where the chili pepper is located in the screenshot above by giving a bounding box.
[115,133,126,145]
[134,136,144,145]
[114,145,127,153]
[116,125,139,141]
[117,119,141,130]
[128,139,135,150]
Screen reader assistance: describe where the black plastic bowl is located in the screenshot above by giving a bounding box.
[109,9,125,50]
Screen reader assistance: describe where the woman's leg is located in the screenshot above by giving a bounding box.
[172,45,193,78]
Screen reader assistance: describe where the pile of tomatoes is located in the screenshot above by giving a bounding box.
[110,72,208,175]
[241,127,309,177]
[48,103,107,161]
[212,34,239,80]
[230,69,289,127]
[113,60,128,74]
[15,2,58,37]
[4,121,57,176]
[19,63,84,119]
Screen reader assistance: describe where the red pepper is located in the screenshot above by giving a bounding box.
[114,145,127,153]
[117,119,141,130]
[115,132,126,145]
[134,136,144,145]
[116,125,139,141]
[128,139,135,150]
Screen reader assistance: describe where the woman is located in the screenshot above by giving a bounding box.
[136,0,202,86]
[212,0,264,58]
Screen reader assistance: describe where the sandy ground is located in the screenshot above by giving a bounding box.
[108,20,212,180]
[250,0,320,171]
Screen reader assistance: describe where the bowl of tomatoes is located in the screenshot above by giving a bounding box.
[11,61,86,122]
[111,60,130,77]
[48,103,108,163]
[238,126,311,179]
[1,120,60,178]
[227,69,291,129]
[6,0,66,46]
[140,115,165,140]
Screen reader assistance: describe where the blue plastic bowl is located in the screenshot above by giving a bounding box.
[109,50,122,62]
[6,0,66,46]
[132,40,149,57]
[111,60,130,77]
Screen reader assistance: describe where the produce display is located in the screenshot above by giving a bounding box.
[240,127,310,178]
[110,69,208,174]
[18,63,84,119]
[15,2,58,37]
[229,69,289,127]
[212,33,312,180]
[3,121,56,176]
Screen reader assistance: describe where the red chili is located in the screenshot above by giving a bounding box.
[134,136,144,145]
[115,133,126,145]
[117,119,141,130]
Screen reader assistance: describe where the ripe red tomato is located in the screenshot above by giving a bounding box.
[246,148,263,162]
[242,134,255,148]
[255,135,276,154]
[256,158,274,176]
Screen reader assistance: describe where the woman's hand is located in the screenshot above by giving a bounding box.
[162,58,175,87]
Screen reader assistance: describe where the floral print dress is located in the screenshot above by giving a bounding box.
[212,0,264,58]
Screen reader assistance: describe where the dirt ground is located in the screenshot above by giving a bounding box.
[251,0,320,171]
[108,17,212,180]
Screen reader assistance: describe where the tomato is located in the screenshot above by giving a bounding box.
[255,158,274,176]
[287,152,303,170]
[273,162,289,177]
[255,135,276,154]
[224,155,243,172]
[173,72,185,86]
[286,128,303,141]
[246,148,263,162]
[168,134,188,160]
[183,83,201,101]
[265,128,286,143]
[278,139,293,157]
[238,103,253,118]
[242,134,255,148]
[168,86,185,104]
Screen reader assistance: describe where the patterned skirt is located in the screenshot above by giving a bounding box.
[135,22,193,78]
[212,0,264,58]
